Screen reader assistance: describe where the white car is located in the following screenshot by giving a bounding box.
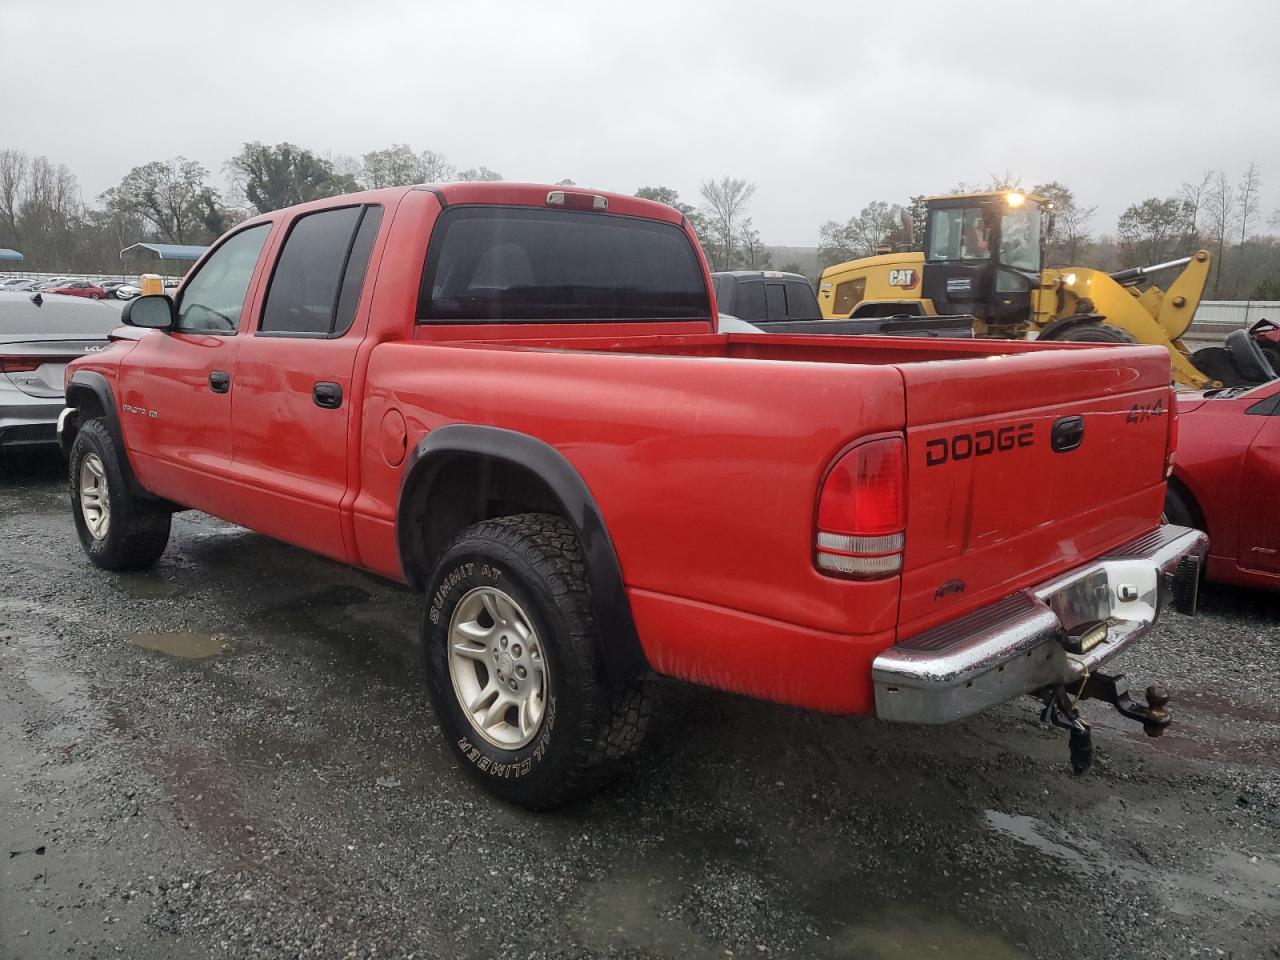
[113,283,141,301]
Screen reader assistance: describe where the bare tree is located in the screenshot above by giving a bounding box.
[1204,170,1234,295]
[1236,161,1261,247]
[0,149,29,246]
[699,177,755,270]
[1179,170,1214,243]
[1034,181,1096,265]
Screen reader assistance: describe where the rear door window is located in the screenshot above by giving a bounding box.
[261,206,374,336]
[420,206,710,322]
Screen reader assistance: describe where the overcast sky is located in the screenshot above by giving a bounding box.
[4,0,1278,245]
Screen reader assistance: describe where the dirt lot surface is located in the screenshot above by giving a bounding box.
[3,451,1278,959]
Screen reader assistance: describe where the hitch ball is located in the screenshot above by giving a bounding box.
[1143,684,1170,737]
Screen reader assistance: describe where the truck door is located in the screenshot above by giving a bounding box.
[228,203,383,562]
[1238,408,1280,574]
[116,222,273,513]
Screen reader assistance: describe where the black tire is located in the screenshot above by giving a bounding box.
[1163,484,1199,531]
[1226,329,1276,383]
[421,513,652,809]
[69,418,171,570]
[1052,322,1138,344]
[1262,345,1280,377]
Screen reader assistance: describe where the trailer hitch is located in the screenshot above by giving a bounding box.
[1039,673,1171,774]
[1080,672,1171,737]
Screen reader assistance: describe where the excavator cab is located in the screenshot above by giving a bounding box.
[920,191,1050,335]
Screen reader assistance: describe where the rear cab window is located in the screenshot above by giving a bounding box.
[419,207,710,322]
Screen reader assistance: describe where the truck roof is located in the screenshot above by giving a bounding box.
[712,270,810,282]
[234,182,687,230]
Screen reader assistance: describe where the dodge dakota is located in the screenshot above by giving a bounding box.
[61,182,1207,807]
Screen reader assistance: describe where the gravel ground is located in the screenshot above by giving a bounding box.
[2,450,1278,960]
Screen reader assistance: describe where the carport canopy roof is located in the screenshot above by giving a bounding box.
[0,248,22,261]
[120,242,208,261]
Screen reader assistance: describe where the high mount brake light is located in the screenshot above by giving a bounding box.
[546,191,608,211]
[815,436,906,579]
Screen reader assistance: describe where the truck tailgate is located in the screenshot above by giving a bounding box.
[896,344,1172,634]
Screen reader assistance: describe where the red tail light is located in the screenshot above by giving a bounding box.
[815,436,906,578]
[0,356,52,374]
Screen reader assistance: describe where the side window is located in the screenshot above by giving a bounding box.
[833,277,866,316]
[785,281,821,320]
[765,283,787,321]
[175,224,271,333]
[260,206,362,335]
[733,280,766,322]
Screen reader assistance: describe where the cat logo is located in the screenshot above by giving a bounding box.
[888,268,919,290]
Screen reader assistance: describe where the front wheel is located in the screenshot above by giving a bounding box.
[1049,322,1138,344]
[69,419,171,570]
[421,513,652,809]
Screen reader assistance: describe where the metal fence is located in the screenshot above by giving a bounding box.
[0,269,148,285]
[1184,301,1280,348]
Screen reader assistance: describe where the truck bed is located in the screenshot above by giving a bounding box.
[356,331,1173,711]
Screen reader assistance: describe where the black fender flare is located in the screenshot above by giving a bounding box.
[396,424,648,680]
[63,371,152,499]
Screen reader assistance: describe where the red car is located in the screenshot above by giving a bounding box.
[46,280,106,300]
[59,182,1205,805]
[1167,373,1280,590]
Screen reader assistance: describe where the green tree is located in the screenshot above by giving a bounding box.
[636,185,711,250]
[360,144,453,188]
[456,166,503,182]
[227,142,359,214]
[1117,196,1194,267]
[816,200,903,268]
[99,158,221,244]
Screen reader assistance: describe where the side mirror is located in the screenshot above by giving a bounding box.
[122,294,175,330]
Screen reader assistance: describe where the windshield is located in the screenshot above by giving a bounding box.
[1000,204,1041,272]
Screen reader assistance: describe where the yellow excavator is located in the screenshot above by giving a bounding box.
[815,190,1247,388]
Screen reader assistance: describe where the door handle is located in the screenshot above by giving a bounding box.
[313,381,342,409]
[209,370,230,393]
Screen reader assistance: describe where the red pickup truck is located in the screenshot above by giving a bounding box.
[61,182,1207,807]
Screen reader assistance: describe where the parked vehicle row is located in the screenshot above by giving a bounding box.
[54,181,1207,808]
[0,276,142,299]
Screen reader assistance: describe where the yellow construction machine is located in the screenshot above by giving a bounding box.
[817,190,1226,388]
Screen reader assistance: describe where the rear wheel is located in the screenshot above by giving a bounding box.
[1163,485,1200,531]
[421,513,652,809]
[69,419,171,570]
[1049,322,1138,344]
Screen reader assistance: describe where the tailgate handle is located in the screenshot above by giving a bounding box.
[1051,415,1085,453]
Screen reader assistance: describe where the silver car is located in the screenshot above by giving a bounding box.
[0,291,123,452]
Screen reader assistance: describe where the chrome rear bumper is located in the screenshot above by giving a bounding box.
[873,525,1208,724]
